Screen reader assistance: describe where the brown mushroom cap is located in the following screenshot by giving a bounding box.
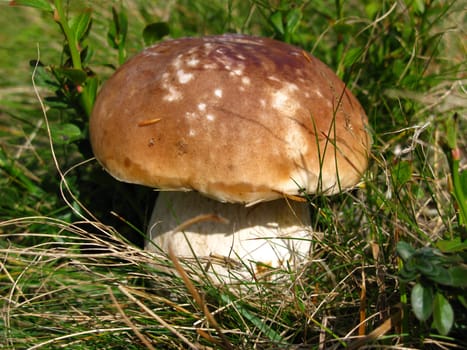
[90,34,370,204]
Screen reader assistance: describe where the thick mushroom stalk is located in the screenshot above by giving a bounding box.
[148,192,312,280]
[90,34,370,282]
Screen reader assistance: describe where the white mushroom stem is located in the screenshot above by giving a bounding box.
[146,191,313,281]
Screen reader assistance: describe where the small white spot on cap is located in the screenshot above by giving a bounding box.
[177,70,193,84]
[232,68,243,76]
[203,63,218,70]
[188,129,196,137]
[241,76,250,85]
[164,86,181,102]
[187,57,200,67]
[198,103,206,111]
[291,84,299,91]
[185,111,197,120]
[215,47,228,54]
[313,89,323,98]
[142,51,159,57]
[272,91,288,110]
[271,83,300,113]
[214,89,223,98]
[206,114,215,121]
[172,56,183,69]
[268,76,281,82]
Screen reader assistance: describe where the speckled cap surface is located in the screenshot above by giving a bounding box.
[90,34,370,204]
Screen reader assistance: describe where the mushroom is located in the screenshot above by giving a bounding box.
[90,34,370,281]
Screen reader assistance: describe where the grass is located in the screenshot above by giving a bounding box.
[1,0,466,348]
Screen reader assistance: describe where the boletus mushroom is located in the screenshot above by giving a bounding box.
[90,34,370,281]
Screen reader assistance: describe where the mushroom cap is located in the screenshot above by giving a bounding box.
[90,34,370,204]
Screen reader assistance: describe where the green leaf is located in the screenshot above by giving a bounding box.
[432,292,454,335]
[411,283,433,321]
[44,96,71,109]
[30,61,59,89]
[448,266,467,288]
[107,19,118,48]
[50,123,83,145]
[9,0,53,12]
[54,67,88,85]
[142,22,170,46]
[392,59,406,78]
[270,11,284,35]
[428,266,454,286]
[436,237,467,253]
[412,0,425,14]
[85,76,98,104]
[220,294,283,342]
[80,45,94,66]
[69,10,92,43]
[417,262,441,279]
[460,169,467,196]
[81,76,99,116]
[107,6,128,49]
[441,113,459,151]
[399,264,419,282]
[114,6,128,45]
[0,148,44,197]
[343,47,364,68]
[365,2,380,18]
[285,8,302,34]
[458,295,467,308]
[392,160,412,188]
[397,241,416,261]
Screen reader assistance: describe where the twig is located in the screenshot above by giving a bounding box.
[347,305,402,350]
[358,268,366,336]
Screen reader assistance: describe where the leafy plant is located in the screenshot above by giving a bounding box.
[440,113,467,234]
[107,5,129,66]
[10,0,96,161]
[397,241,467,335]
[396,112,466,338]
[268,5,303,43]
